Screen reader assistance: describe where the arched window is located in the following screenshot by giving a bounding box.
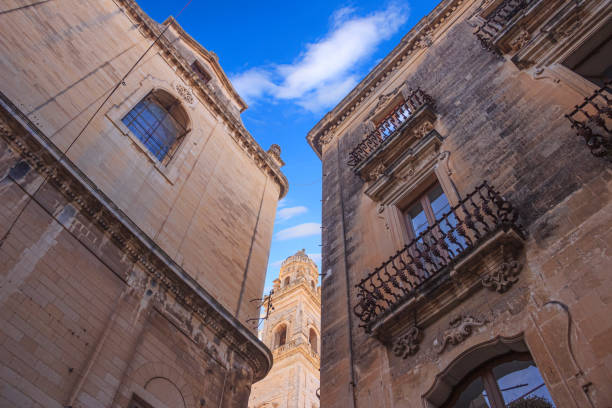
[122,90,189,163]
[308,328,318,354]
[443,352,555,408]
[311,280,315,289]
[284,277,290,287]
[274,324,287,348]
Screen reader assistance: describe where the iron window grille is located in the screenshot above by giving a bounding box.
[121,90,189,164]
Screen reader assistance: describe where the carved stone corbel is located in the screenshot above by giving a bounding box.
[392,326,422,358]
[412,120,434,139]
[481,260,522,292]
[433,314,487,354]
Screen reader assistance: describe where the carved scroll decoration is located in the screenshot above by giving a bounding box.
[481,260,522,292]
[392,326,422,358]
[434,314,487,354]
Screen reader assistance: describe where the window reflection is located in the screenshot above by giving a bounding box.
[494,359,555,407]
[444,353,555,408]
[452,376,491,408]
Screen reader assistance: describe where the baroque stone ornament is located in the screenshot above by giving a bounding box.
[433,314,487,354]
[413,121,434,139]
[481,260,522,292]
[509,29,531,53]
[392,326,422,358]
[175,83,195,104]
[367,162,386,181]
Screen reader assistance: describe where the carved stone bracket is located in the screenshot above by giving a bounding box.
[392,326,422,359]
[433,314,487,354]
[481,260,522,292]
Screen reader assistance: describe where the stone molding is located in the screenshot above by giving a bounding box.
[271,339,320,370]
[481,260,522,292]
[433,314,488,354]
[0,96,272,381]
[307,0,467,156]
[392,326,422,358]
[115,0,288,198]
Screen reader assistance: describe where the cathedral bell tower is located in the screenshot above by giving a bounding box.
[249,250,321,408]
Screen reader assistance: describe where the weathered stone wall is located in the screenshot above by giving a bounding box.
[0,0,284,407]
[0,0,285,324]
[315,0,612,407]
[0,138,255,407]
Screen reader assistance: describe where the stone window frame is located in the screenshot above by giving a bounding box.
[272,321,290,349]
[307,325,320,354]
[106,76,197,185]
[471,0,610,98]
[421,334,533,408]
[372,142,459,253]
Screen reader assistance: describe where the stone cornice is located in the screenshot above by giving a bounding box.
[161,16,248,113]
[115,0,288,198]
[0,95,272,381]
[272,340,320,370]
[271,280,321,309]
[306,0,467,157]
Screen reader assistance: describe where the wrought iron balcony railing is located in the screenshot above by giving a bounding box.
[347,88,435,169]
[475,0,530,53]
[565,81,611,162]
[353,181,523,330]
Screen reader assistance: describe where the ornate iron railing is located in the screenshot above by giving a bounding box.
[347,88,435,168]
[565,81,611,162]
[475,0,530,53]
[353,181,523,329]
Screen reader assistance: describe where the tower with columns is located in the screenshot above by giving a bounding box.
[249,250,321,408]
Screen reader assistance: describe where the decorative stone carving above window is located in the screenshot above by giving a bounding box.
[433,314,487,354]
[347,88,437,182]
[472,0,610,77]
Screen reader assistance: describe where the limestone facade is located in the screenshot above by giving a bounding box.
[307,0,612,407]
[249,250,321,408]
[0,1,287,407]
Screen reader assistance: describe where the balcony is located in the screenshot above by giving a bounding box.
[565,81,611,162]
[347,88,436,179]
[474,0,531,55]
[353,182,526,335]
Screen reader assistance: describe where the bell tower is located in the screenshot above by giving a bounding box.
[249,250,321,408]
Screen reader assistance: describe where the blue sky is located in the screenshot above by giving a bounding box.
[137,0,438,297]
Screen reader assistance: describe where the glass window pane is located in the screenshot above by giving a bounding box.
[406,201,428,237]
[451,376,491,408]
[428,184,450,221]
[121,92,187,163]
[493,359,556,407]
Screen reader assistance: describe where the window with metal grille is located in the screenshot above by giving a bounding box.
[121,90,189,164]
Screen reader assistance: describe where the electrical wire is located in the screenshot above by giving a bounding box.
[0,1,194,250]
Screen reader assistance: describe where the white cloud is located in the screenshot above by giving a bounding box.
[231,3,409,111]
[275,222,321,240]
[231,68,275,103]
[276,205,308,222]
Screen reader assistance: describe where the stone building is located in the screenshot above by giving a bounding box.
[307,0,612,407]
[248,250,321,408]
[0,1,287,407]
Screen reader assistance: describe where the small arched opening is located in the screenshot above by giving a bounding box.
[274,324,287,348]
[309,328,318,354]
[284,276,291,287]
